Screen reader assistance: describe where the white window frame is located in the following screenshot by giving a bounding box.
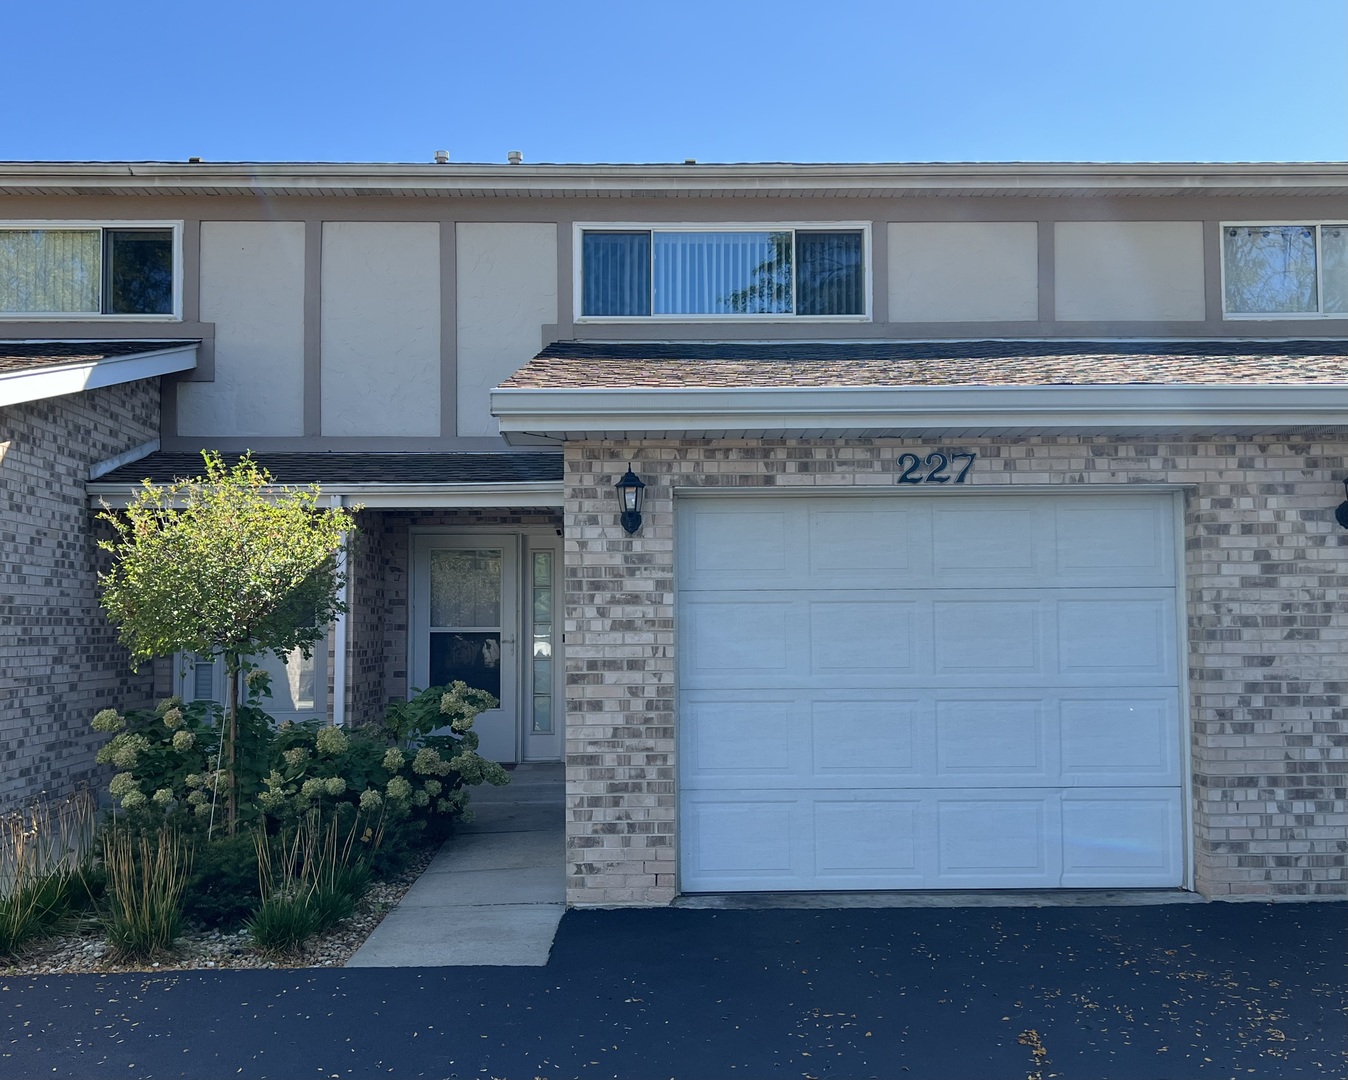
[573,221,873,324]
[1220,219,1348,320]
[0,220,184,320]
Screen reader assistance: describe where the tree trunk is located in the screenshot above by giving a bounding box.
[225,650,239,836]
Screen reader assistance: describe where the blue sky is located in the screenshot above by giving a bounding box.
[7,0,1346,164]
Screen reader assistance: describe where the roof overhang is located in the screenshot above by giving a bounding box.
[491,383,1348,444]
[0,342,198,407]
[4,161,1348,199]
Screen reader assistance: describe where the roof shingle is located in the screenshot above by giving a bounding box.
[500,340,1348,390]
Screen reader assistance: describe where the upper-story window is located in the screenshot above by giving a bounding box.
[0,223,179,318]
[1222,222,1347,318]
[577,223,870,320]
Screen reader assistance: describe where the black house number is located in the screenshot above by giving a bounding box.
[896,452,977,485]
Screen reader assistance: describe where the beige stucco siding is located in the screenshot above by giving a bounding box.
[456,223,557,438]
[888,222,1038,322]
[320,222,441,437]
[1055,221,1206,321]
[178,221,305,436]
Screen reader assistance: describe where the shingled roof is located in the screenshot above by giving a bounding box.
[500,339,1348,390]
[0,340,200,376]
[94,451,562,487]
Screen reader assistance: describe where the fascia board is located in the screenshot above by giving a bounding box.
[88,479,563,510]
[491,384,1348,441]
[0,345,198,407]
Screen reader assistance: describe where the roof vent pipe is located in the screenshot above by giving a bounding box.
[433,150,450,164]
[507,150,523,165]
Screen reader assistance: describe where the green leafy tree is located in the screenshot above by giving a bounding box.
[98,451,356,833]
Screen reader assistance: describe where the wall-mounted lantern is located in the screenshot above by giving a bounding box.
[615,466,646,535]
[1336,479,1348,530]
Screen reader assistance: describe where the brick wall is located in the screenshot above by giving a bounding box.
[563,436,1348,904]
[0,380,160,807]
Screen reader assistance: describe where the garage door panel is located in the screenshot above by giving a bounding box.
[1061,790,1183,886]
[811,700,922,776]
[684,696,797,776]
[1058,597,1175,676]
[935,698,1053,780]
[814,798,923,883]
[806,507,924,582]
[1055,500,1174,584]
[931,505,1046,577]
[933,600,1042,673]
[809,600,918,673]
[684,596,792,674]
[679,506,790,588]
[1060,696,1181,784]
[935,796,1060,886]
[683,796,798,885]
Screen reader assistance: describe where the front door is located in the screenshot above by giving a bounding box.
[411,535,519,762]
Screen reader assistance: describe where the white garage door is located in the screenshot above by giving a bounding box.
[677,492,1184,892]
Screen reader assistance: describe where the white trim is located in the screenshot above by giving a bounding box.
[88,437,161,480]
[1220,220,1348,319]
[1172,489,1196,894]
[572,221,872,323]
[492,383,1348,442]
[5,161,1348,197]
[0,342,197,407]
[87,478,564,510]
[0,221,184,321]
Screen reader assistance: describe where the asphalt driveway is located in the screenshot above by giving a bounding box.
[3,901,1344,1079]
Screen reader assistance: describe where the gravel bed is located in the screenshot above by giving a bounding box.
[0,845,437,976]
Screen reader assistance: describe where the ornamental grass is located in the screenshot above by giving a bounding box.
[0,788,98,957]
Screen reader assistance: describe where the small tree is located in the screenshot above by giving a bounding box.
[98,451,356,833]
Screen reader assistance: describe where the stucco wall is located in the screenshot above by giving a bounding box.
[320,221,441,437]
[177,221,306,436]
[563,436,1348,905]
[455,223,558,438]
[887,222,1039,322]
[1055,221,1206,321]
[0,380,161,807]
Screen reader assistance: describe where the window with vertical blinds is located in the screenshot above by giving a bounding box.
[0,223,177,316]
[578,224,867,319]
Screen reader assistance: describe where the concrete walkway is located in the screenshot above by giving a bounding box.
[346,763,564,967]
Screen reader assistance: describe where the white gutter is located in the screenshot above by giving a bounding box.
[491,383,1348,443]
[0,344,198,407]
[87,479,564,510]
[3,161,1346,196]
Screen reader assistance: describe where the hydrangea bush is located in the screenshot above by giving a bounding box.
[91,681,508,846]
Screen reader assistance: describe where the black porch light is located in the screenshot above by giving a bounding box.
[615,465,646,535]
[1336,478,1348,530]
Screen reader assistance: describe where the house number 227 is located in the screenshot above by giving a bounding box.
[896,452,977,485]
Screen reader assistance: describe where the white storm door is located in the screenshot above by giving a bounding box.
[412,535,519,763]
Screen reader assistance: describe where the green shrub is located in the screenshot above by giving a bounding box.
[182,834,260,929]
[92,695,271,835]
[101,824,194,959]
[0,790,98,957]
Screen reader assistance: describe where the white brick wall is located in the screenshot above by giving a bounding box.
[563,436,1348,904]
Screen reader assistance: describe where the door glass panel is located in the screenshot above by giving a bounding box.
[430,632,502,697]
[430,550,501,627]
[531,550,554,734]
